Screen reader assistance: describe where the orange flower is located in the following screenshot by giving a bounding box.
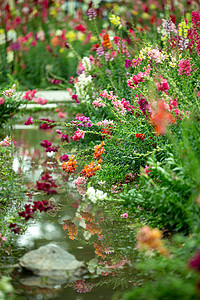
[137,225,169,256]
[149,101,176,135]
[102,33,112,49]
[63,219,78,240]
[62,155,77,173]
[81,161,100,178]
[86,221,102,238]
[94,241,106,259]
[80,211,95,222]
[93,141,105,160]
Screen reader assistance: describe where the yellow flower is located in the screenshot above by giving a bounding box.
[109,14,122,29]
[66,31,76,42]
[59,48,64,53]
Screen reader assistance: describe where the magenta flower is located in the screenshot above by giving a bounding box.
[125,59,131,69]
[189,250,200,273]
[72,129,85,141]
[24,117,33,125]
[178,59,191,76]
[60,155,69,162]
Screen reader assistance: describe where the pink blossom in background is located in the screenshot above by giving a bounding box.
[58,111,67,118]
[178,59,191,76]
[72,128,85,141]
[92,97,106,108]
[121,213,128,218]
[33,97,47,105]
[0,233,7,247]
[0,97,5,105]
[198,91,200,99]
[75,176,87,196]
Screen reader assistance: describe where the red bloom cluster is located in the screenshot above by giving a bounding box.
[36,173,58,194]
[136,133,145,141]
[39,118,56,130]
[18,200,52,222]
[9,223,21,234]
[62,155,77,173]
[40,139,58,152]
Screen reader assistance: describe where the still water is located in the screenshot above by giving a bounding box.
[10,122,140,300]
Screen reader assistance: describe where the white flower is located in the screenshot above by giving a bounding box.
[83,231,92,240]
[82,57,92,72]
[86,186,97,203]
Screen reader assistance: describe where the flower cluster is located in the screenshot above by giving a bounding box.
[62,155,77,173]
[18,200,53,221]
[72,128,85,141]
[178,59,191,76]
[109,14,122,29]
[0,233,7,247]
[127,65,151,89]
[39,118,56,130]
[71,115,93,128]
[22,89,37,101]
[75,176,87,196]
[92,97,106,108]
[40,139,58,152]
[86,186,107,203]
[93,141,105,162]
[24,117,33,125]
[81,161,100,178]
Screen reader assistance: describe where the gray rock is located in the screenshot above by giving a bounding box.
[19,244,85,278]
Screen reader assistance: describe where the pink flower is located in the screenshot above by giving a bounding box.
[92,98,106,108]
[0,97,5,105]
[72,128,85,141]
[58,111,67,118]
[24,117,33,125]
[22,89,37,101]
[33,97,47,105]
[156,76,169,92]
[0,233,7,247]
[75,176,87,196]
[144,165,152,175]
[198,91,200,99]
[178,59,191,76]
[121,213,128,218]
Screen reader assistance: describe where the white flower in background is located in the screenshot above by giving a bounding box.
[7,29,17,42]
[82,57,92,72]
[86,186,107,203]
[79,219,86,229]
[7,51,14,63]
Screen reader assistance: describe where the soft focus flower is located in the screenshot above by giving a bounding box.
[81,161,100,178]
[60,155,69,162]
[0,136,11,147]
[86,186,107,203]
[109,14,122,29]
[0,233,7,247]
[149,101,176,135]
[0,97,5,105]
[33,97,47,105]
[189,250,200,273]
[121,213,128,218]
[22,89,37,101]
[75,176,87,196]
